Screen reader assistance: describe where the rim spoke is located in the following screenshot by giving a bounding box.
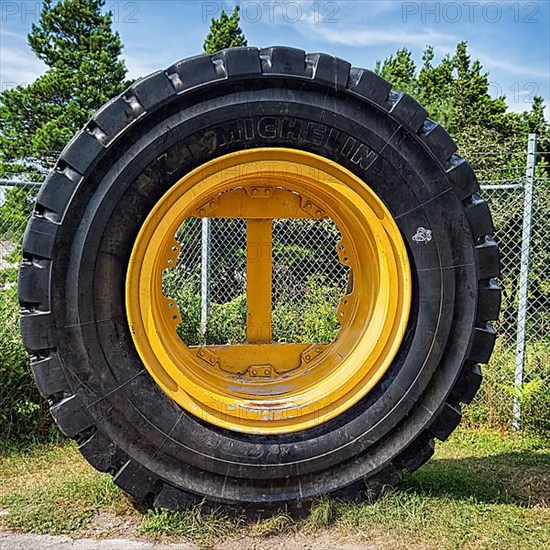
[246,219,273,344]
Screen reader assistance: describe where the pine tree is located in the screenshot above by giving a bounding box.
[450,42,508,134]
[376,48,416,95]
[203,6,247,54]
[0,0,127,177]
[417,46,455,128]
[374,41,548,181]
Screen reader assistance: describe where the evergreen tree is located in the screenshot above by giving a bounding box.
[524,96,550,176]
[375,42,549,347]
[374,42,548,178]
[0,0,127,178]
[450,42,508,135]
[376,48,417,95]
[417,46,455,128]
[203,6,247,54]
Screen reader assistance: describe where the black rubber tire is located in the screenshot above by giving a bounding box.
[19,47,500,511]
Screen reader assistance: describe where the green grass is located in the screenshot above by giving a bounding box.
[139,507,241,542]
[0,429,548,548]
[0,444,135,535]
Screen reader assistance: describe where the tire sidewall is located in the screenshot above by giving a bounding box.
[52,85,476,498]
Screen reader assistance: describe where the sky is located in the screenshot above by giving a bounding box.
[1,0,549,119]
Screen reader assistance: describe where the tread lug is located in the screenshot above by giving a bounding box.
[451,362,482,405]
[477,278,501,323]
[469,324,497,363]
[31,353,68,398]
[348,68,391,105]
[386,91,427,131]
[395,435,435,472]
[364,464,402,498]
[79,429,128,473]
[35,171,79,222]
[166,55,222,93]
[22,216,59,260]
[420,120,457,162]
[58,130,104,175]
[430,403,462,441]
[446,156,480,199]
[260,46,307,76]
[113,459,159,499]
[215,47,260,77]
[307,53,351,90]
[18,258,51,308]
[132,70,176,110]
[20,310,54,352]
[153,483,196,510]
[92,95,142,145]
[475,236,500,279]
[464,194,495,241]
[50,394,94,438]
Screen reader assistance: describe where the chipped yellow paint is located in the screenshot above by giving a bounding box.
[126,148,411,433]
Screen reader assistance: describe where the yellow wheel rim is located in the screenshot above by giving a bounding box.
[126,148,411,434]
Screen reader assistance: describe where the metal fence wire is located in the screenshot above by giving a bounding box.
[1,136,548,433]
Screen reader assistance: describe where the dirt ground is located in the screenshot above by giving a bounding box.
[0,529,376,550]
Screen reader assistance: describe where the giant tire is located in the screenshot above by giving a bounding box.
[19,47,500,509]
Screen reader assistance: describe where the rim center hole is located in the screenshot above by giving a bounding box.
[162,193,350,347]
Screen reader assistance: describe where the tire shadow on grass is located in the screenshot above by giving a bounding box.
[404,450,549,507]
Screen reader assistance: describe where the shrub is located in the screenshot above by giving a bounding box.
[0,266,54,447]
[464,338,550,435]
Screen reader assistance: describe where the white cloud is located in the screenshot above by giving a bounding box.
[474,51,549,79]
[300,24,457,50]
[0,44,47,88]
[276,1,458,50]
[0,29,28,40]
[123,54,160,81]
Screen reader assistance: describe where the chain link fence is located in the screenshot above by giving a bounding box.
[470,156,549,433]
[0,182,44,441]
[162,216,350,347]
[1,137,548,435]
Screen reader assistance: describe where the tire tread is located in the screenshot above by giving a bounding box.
[18,45,501,511]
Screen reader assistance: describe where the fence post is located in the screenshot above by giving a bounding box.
[201,218,211,341]
[513,133,537,430]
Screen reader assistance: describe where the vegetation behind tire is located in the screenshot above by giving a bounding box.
[1,0,547,450]
[0,280,52,447]
[18,47,502,508]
